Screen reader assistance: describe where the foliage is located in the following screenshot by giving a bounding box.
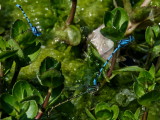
[101,7,129,40]
[0,0,160,120]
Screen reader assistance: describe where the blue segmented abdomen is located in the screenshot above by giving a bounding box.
[16,4,42,36]
[16,4,33,28]
[93,35,134,86]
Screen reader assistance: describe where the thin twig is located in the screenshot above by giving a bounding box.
[125,21,141,36]
[35,88,52,119]
[124,0,151,36]
[141,0,151,7]
[113,0,118,8]
[107,53,117,77]
[142,109,148,120]
[66,0,77,25]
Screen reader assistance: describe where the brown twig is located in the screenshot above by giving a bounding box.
[107,53,117,77]
[124,0,152,36]
[35,88,52,119]
[66,0,77,25]
[142,109,148,120]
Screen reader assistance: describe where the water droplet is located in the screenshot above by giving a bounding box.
[81,8,84,11]
[45,7,49,10]
[41,45,46,49]
[89,12,92,17]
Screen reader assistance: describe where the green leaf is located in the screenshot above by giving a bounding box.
[120,21,128,33]
[2,116,12,120]
[149,64,155,78]
[87,42,105,63]
[138,90,160,106]
[23,42,41,56]
[23,42,41,62]
[11,20,36,45]
[113,10,121,29]
[13,81,33,102]
[123,110,134,119]
[114,66,144,72]
[8,39,24,59]
[95,102,113,119]
[134,108,141,120]
[85,108,96,120]
[0,50,17,61]
[0,81,42,118]
[104,11,113,27]
[11,20,28,40]
[111,105,119,120]
[0,36,7,50]
[145,26,154,47]
[133,82,145,98]
[39,69,64,88]
[95,102,111,114]
[20,100,38,119]
[101,7,129,40]
[12,81,43,104]
[39,56,61,75]
[138,70,154,83]
[153,45,160,57]
[112,8,129,28]
[0,94,20,116]
[100,26,124,40]
[28,46,41,62]
[152,25,160,38]
[64,25,81,46]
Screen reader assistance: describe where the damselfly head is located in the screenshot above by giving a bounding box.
[31,26,42,36]
[129,35,135,42]
[87,85,99,94]
[118,35,134,48]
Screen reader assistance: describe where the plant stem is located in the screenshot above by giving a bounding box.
[141,0,151,7]
[35,88,52,119]
[123,0,132,15]
[124,0,151,36]
[0,62,4,94]
[10,63,21,88]
[43,88,52,109]
[113,0,118,8]
[107,53,117,77]
[66,0,77,25]
[142,108,148,120]
[125,21,141,36]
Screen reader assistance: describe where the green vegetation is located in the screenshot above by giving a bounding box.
[0,0,160,120]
